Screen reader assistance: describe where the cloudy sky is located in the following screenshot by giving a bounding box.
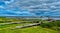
[0,0,60,17]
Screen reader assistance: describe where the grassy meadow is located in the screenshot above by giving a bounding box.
[0,17,60,33]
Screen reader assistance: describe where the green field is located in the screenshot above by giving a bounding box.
[0,17,60,33]
[0,25,60,33]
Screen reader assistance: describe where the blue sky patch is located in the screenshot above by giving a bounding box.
[0,0,60,17]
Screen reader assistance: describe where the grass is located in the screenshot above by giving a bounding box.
[0,22,34,29]
[0,17,60,33]
[0,26,59,33]
[0,22,59,33]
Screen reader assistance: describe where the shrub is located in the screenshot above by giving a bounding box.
[40,23,53,28]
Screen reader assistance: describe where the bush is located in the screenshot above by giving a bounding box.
[51,21,60,27]
[40,23,53,28]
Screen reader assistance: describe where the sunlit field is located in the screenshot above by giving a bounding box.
[0,17,60,33]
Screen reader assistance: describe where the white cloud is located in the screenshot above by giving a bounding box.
[0,0,60,16]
